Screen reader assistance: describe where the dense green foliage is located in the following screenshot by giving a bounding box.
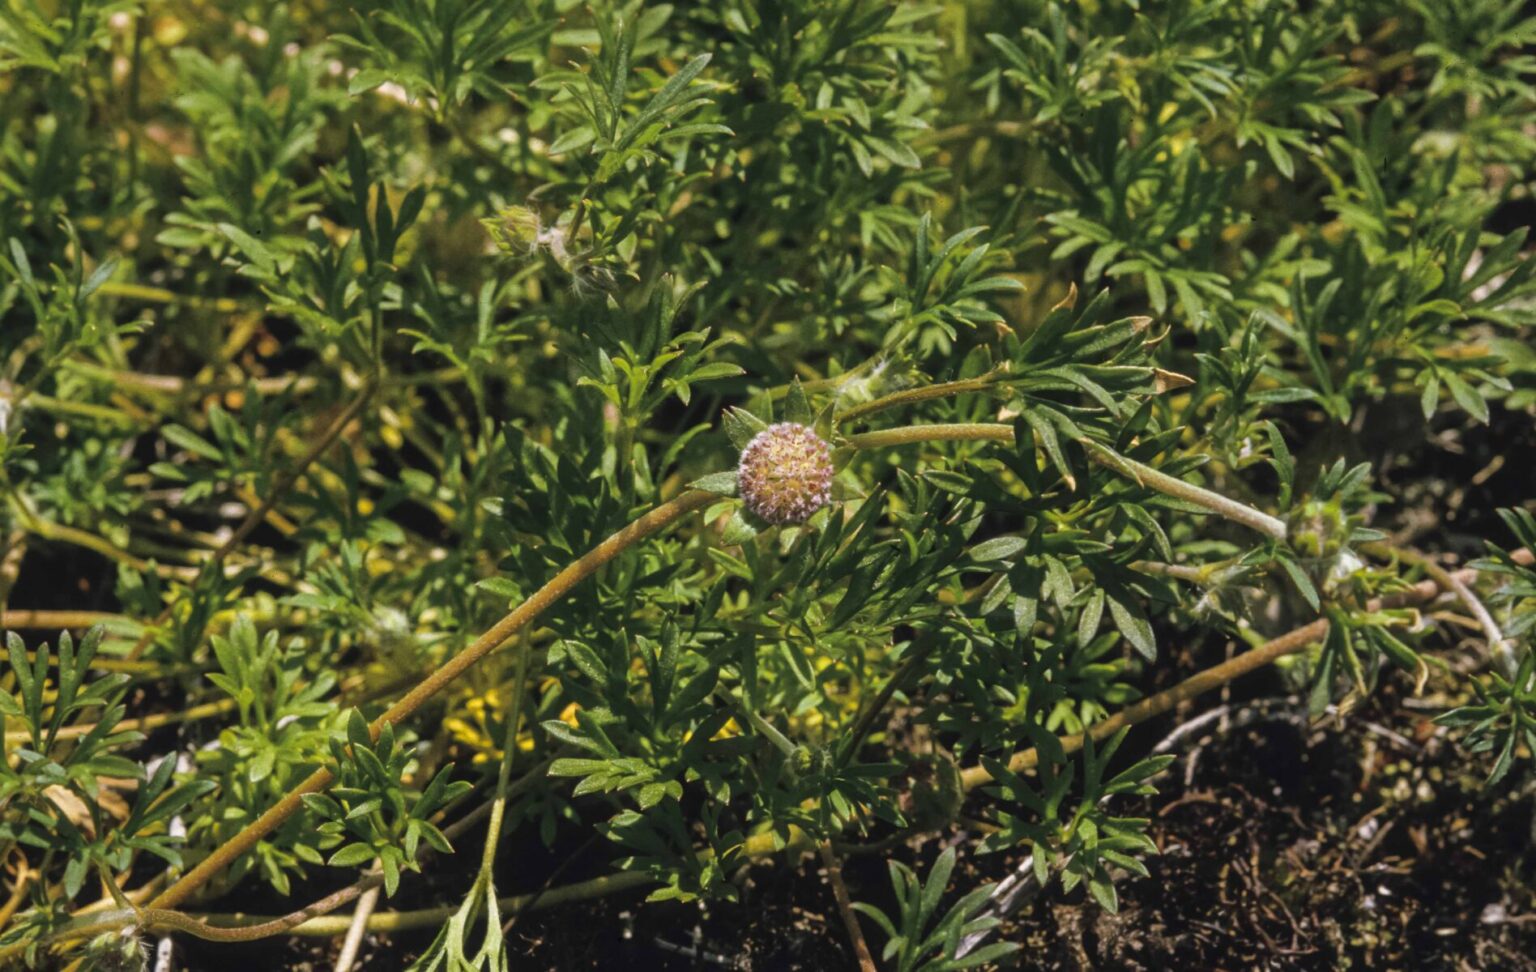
[0,0,1533,967]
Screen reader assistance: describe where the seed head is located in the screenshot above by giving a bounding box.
[737,422,833,525]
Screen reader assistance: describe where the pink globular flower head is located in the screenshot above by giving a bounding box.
[737,422,834,525]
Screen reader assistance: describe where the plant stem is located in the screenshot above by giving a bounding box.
[144,489,714,913]
[7,498,165,576]
[2,418,1337,950]
[835,373,1001,426]
[449,629,536,940]
[1,610,126,630]
[3,697,235,746]
[1363,542,1519,680]
[15,764,547,959]
[954,558,1499,792]
[957,618,1331,790]
[332,886,379,972]
[1079,440,1288,541]
[51,873,658,943]
[847,422,1288,540]
[69,553,1478,952]
[819,841,877,972]
[126,422,1272,920]
[0,860,32,930]
[845,423,1014,450]
[94,281,243,313]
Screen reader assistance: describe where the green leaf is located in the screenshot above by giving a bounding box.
[783,378,813,426]
[1106,590,1156,662]
[327,843,377,868]
[969,536,1028,561]
[689,471,738,496]
[161,425,224,463]
[549,757,612,777]
[865,136,921,169]
[724,406,768,451]
[217,223,278,273]
[1277,556,1319,612]
[1087,871,1119,913]
[1442,372,1489,424]
[550,125,597,155]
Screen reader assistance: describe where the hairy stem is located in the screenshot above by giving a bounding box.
[847,423,1287,539]
[144,489,713,913]
[835,373,1001,426]
[1363,542,1519,680]
[819,841,877,972]
[0,610,128,630]
[1079,440,1288,541]
[958,619,1331,790]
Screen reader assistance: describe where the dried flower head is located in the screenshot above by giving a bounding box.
[738,422,834,525]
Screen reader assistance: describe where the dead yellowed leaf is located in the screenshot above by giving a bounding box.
[43,786,95,839]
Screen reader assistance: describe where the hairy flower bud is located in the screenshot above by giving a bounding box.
[737,422,833,525]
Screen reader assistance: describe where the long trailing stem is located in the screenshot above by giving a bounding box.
[38,872,655,945]
[844,423,1013,450]
[848,422,1288,540]
[0,610,128,631]
[143,489,713,913]
[835,373,1003,426]
[957,565,1482,791]
[3,697,236,746]
[6,497,168,577]
[18,557,1479,956]
[94,281,243,314]
[6,670,414,748]
[957,618,1330,789]
[0,487,708,959]
[19,763,550,955]
[1078,439,1288,541]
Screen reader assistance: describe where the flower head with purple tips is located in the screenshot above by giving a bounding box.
[737,423,834,525]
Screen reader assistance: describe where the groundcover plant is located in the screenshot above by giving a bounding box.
[1,0,1535,968]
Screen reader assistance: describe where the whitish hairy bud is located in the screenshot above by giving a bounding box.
[83,929,147,972]
[737,423,833,525]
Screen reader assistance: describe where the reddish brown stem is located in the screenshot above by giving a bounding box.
[819,841,877,972]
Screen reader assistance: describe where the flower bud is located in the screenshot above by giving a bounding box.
[737,423,833,525]
[790,745,817,775]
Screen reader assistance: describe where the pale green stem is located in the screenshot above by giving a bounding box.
[847,423,1288,540]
